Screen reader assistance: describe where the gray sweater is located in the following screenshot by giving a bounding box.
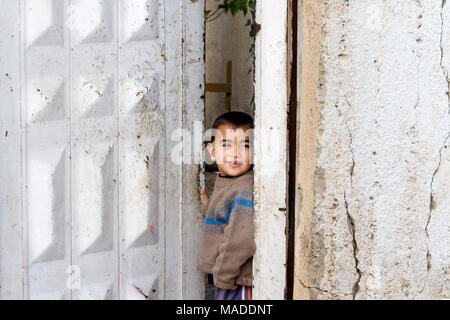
[197,169,255,289]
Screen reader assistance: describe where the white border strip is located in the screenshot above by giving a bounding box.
[253,0,288,300]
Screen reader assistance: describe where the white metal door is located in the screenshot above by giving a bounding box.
[0,0,204,300]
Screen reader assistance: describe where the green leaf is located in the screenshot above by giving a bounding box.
[245,19,251,26]
[230,5,238,15]
[236,0,247,10]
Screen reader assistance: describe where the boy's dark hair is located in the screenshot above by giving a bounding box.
[209,112,254,143]
[212,111,254,130]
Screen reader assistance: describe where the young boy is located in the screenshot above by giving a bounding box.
[197,111,255,300]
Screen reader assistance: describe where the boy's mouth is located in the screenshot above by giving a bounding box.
[228,161,242,168]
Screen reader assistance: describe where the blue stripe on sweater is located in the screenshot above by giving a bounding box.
[204,198,254,227]
[204,218,226,226]
[235,198,253,208]
[225,198,254,223]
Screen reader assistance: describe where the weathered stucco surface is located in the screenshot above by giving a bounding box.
[205,0,254,128]
[295,0,450,299]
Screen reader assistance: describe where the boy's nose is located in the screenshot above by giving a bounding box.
[233,146,243,158]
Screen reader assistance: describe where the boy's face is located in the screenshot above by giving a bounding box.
[208,124,253,177]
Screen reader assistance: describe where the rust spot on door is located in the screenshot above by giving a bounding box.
[254,22,261,36]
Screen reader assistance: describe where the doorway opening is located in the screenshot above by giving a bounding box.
[200,0,300,300]
[202,0,256,300]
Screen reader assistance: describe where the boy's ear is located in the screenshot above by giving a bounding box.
[207,142,215,162]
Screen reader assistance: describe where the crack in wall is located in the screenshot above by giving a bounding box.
[344,96,356,186]
[344,190,361,299]
[418,0,450,298]
[343,97,361,299]
[336,96,361,299]
[420,133,450,297]
[296,275,349,298]
[441,0,450,102]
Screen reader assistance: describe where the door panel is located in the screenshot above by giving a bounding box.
[0,0,204,300]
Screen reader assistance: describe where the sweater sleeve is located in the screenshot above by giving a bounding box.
[212,191,255,289]
[201,197,210,219]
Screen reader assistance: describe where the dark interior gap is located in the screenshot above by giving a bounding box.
[287,0,298,301]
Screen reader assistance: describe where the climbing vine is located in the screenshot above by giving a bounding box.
[205,0,256,108]
[205,0,256,53]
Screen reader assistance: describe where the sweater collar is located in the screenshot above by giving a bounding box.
[214,168,253,189]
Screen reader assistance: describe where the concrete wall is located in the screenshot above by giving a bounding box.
[205,0,254,128]
[295,0,450,299]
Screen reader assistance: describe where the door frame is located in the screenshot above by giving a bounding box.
[253,0,289,300]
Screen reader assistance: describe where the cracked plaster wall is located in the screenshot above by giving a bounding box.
[294,0,450,299]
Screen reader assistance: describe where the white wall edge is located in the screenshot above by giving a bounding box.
[253,0,288,300]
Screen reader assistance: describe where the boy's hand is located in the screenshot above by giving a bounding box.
[201,189,209,207]
[231,285,238,291]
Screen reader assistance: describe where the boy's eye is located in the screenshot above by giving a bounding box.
[240,143,250,148]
